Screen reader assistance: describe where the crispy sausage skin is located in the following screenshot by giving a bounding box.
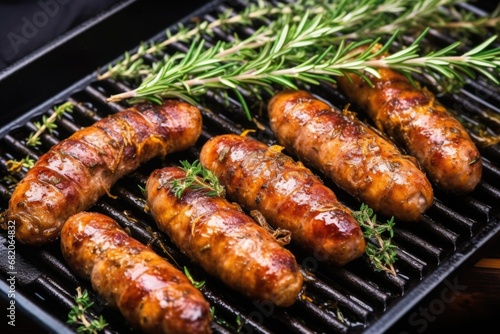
[337,56,482,194]
[61,212,212,334]
[1,100,202,245]
[146,167,303,307]
[268,90,434,222]
[199,134,366,266]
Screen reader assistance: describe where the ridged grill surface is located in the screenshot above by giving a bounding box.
[0,1,499,333]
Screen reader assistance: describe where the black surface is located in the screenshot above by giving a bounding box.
[0,0,212,126]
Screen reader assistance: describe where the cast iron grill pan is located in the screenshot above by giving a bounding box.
[0,1,499,333]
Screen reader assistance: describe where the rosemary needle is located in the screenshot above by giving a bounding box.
[27,101,74,147]
[101,0,496,83]
[107,15,499,110]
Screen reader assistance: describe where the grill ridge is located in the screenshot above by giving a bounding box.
[0,1,499,333]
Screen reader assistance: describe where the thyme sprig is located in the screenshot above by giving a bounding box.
[97,0,292,80]
[5,155,35,174]
[67,287,108,334]
[27,101,74,147]
[169,160,225,198]
[353,204,397,276]
[184,266,206,289]
[4,102,74,175]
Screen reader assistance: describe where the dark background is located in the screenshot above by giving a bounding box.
[0,0,211,127]
[0,0,123,70]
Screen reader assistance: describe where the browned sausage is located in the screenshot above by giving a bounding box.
[146,166,303,307]
[0,100,202,245]
[336,51,482,194]
[268,90,435,222]
[199,134,366,266]
[60,211,212,334]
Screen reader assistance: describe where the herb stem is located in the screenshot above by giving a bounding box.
[98,2,296,80]
[106,5,500,106]
[26,102,74,147]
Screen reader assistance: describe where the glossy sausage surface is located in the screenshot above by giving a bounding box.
[61,212,212,334]
[337,56,482,194]
[268,90,434,222]
[1,100,202,244]
[199,134,366,266]
[146,167,304,306]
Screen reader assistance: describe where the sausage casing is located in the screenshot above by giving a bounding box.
[199,134,366,266]
[337,56,482,194]
[61,212,212,334]
[268,90,434,222]
[1,100,202,245]
[146,167,303,307]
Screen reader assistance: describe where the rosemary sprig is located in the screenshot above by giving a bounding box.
[352,203,397,276]
[67,287,108,334]
[26,101,74,147]
[101,0,490,82]
[107,12,500,112]
[168,160,225,198]
[363,32,500,85]
[5,155,35,173]
[430,2,500,35]
[97,0,292,80]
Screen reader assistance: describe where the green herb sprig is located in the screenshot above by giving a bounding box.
[352,203,398,276]
[184,266,206,289]
[168,160,225,198]
[97,0,292,81]
[99,0,494,82]
[27,101,74,147]
[210,307,243,331]
[107,10,499,117]
[5,155,35,174]
[67,287,108,334]
[5,102,74,175]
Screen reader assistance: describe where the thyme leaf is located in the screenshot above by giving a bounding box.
[4,102,74,177]
[27,101,74,147]
[168,160,225,198]
[352,203,398,276]
[67,287,108,334]
[107,8,499,109]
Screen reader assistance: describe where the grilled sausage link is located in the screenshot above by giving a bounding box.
[1,100,202,245]
[199,134,366,266]
[268,90,434,222]
[336,52,482,194]
[146,167,303,307]
[61,212,212,334]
